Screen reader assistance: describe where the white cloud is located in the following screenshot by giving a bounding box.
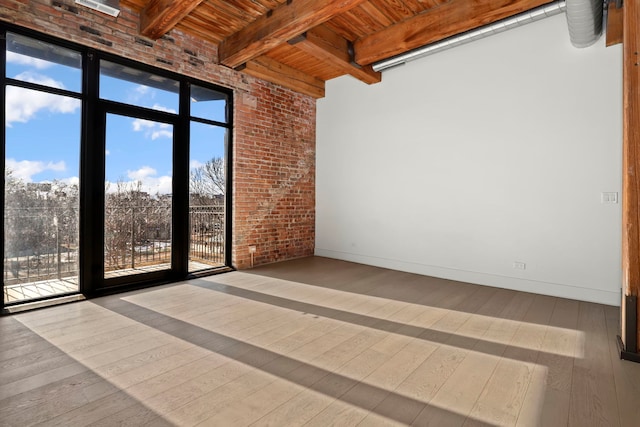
[107,178,172,196]
[132,118,155,132]
[127,166,156,181]
[106,166,173,195]
[6,158,66,182]
[5,74,80,126]
[6,51,54,70]
[190,160,204,169]
[135,85,150,96]
[60,176,80,187]
[131,119,154,132]
[131,110,174,140]
[145,175,173,195]
[151,130,173,140]
[13,71,63,87]
[124,85,152,105]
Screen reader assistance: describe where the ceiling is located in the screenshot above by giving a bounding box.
[120,0,558,97]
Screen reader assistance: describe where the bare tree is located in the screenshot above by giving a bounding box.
[4,170,79,281]
[104,180,173,270]
[190,156,225,205]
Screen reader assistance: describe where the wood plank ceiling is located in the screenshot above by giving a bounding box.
[120,0,557,97]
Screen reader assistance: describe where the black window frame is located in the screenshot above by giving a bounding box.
[1,24,233,309]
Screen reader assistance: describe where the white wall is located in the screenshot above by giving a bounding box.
[316,14,623,305]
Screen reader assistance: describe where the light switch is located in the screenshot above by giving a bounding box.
[601,192,618,204]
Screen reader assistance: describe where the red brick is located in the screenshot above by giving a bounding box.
[1,0,316,270]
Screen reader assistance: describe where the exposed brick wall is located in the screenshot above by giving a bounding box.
[0,0,316,269]
[234,88,315,268]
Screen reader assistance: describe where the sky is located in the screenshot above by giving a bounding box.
[5,47,227,196]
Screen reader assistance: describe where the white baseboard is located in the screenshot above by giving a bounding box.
[315,248,620,306]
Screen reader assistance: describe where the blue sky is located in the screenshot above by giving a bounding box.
[5,50,226,195]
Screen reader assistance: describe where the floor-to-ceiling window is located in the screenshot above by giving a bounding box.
[2,32,82,304]
[188,84,229,274]
[1,26,232,308]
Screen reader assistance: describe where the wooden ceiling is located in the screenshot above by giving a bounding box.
[120,0,557,97]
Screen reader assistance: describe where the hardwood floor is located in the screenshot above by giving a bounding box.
[1,256,639,426]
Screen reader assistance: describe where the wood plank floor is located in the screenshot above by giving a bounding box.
[1,256,638,426]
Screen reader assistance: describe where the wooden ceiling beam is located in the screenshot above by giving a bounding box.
[140,0,206,39]
[239,56,325,98]
[354,0,551,65]
[219,0,369,69]
[291,26,381,85]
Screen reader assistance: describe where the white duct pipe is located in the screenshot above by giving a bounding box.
[372,1,567,72]
[565,0,604,48]
[372,0,605,72]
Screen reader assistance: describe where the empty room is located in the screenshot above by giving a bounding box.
[1,0,640,426]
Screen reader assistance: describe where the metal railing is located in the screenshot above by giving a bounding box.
[3,207,79,287]
[104,204,172,272]
[190,205,225,266]
[4,204,225,286]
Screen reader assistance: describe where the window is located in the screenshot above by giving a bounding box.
[6,32,82,92]
[189,122,227,272]
[188,84,229,273]
[4,33,82,304]
[2,26,232,306]
[100,60,179,111]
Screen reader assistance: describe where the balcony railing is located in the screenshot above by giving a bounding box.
[104,204,172,272]
[189,205,225,267]
[4,204,224,288]
[3,207,79,288]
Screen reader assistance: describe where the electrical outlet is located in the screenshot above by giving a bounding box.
[248,246,256,254]
[513,262,526,270]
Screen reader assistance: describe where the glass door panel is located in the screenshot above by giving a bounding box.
[4,87,80,304]
[188,122,227,273]
[104,113,173,279]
